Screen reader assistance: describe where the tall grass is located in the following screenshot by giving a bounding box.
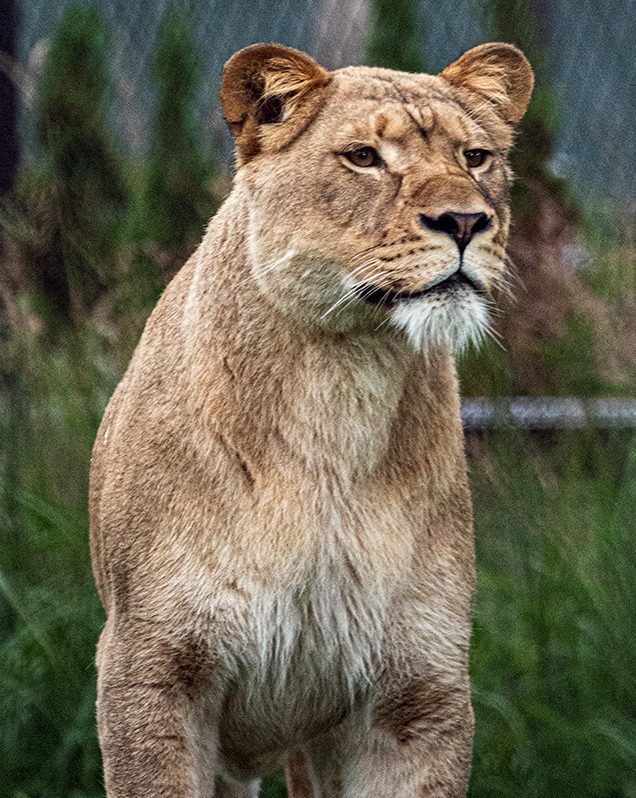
[0,328,114,798]
[469,430,636,797]
[0,496,102,798]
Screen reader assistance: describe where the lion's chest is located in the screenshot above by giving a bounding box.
[216,552,388,774]
[271,336,409,480]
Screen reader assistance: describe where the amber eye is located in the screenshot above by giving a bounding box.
[344,147,381,168]
[464,149,491,168]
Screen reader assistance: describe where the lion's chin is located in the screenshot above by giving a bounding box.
[390,290,490,357]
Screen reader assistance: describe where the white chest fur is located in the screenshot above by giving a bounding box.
[215,533,391,774]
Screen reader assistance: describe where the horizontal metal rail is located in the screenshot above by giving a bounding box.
[461,397,636,429]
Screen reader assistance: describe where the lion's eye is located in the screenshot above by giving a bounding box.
[344,147,381,168]
[464,149,491,168]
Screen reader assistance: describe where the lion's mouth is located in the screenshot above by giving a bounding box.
[357,270,482,307]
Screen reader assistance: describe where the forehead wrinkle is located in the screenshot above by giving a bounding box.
[439,95,509,149]
[335,81,499,145]
[455,113,471,142]
[374,107,439,174]
[404,103,436,138]
[432,99,496,148]
[373,105,414,141]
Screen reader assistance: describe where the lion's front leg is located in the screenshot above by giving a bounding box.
[344,672,474,798]
[285,670,472,798]
[96,618,217,798]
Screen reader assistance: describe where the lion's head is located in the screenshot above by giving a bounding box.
[221,42,533,355]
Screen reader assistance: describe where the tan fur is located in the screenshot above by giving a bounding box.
[90,42,533,797]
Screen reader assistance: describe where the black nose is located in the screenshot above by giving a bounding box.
[418,211,492,251]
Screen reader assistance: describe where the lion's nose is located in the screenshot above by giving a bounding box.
[418,211,492,251]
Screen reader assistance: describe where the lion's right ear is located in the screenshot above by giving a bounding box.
[221,44,331,165]
[440,43,534,124]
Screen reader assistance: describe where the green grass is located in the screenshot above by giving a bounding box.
[469,431,636,797]
[1,329,634,796]
[0,497,102,798]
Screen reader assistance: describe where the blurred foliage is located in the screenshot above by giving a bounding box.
[366,0,425,73]
[469,429,636,797]
[482,0,571,217]
[134,5,217,276]
[0,328,111,797]
[459,213,636,397]
[16,4,128,325]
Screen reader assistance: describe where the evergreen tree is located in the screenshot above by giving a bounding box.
[457,0,581,397]
[482,0,569,214]
[366,0,425,73]
[0,0,20,196]
[140,6,216,262]
[26,4,127,322]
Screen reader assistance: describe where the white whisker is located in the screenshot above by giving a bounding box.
[320,267,391,320]
[235,250,297,289]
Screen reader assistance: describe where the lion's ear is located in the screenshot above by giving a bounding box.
[439,43,534,124]
[221,43,331,164]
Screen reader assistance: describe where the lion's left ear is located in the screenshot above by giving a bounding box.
[440,43,534,124]
[221,43,331,164]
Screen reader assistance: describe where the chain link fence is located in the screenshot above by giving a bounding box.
[14,0,636,210]
[461,396,636,428]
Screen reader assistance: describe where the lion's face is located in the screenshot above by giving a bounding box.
[221,44,534,355]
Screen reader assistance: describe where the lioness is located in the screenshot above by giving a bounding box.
[90,42,533,797]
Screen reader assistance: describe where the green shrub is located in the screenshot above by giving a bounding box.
[19,4,128,325]
[136,6,217,271]
[482,0,570,217]
[0,321,123,797]
[366,0,425,73]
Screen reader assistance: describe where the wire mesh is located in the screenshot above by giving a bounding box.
[15,0,636,209]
